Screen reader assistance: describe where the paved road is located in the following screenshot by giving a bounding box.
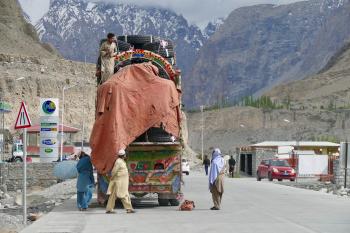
[21,172,350,233]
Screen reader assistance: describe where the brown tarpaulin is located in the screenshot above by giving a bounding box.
[90,62,181,174]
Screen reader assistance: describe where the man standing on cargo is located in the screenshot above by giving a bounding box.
[100,33,117,83]
[106,149,135,214]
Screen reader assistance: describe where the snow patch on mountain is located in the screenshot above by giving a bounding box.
[35,0,207,76]
[203,18,224,38]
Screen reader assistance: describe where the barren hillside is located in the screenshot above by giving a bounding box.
[266,42,350,109]
[0,54,96,137]
[0,0,96,141]
[187,42,350,155]
[187,106,350,154]
[0,0,59,57]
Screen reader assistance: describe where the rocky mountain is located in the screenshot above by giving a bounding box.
[187,34,350,154]
[266,41,350,110]
[35,0,205,75]
[203,18,224,39]
[184,0,350,109]
[0,0,96,142]
[187,104,350,154]
[0,0,58,57]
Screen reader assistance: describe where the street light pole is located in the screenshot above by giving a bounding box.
[81,56,87,152]
[81,89,85,151]
[200,105,204,162]
[60,87,65,162]
[60,84,78,161]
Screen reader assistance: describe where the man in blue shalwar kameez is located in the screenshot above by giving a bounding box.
[76,152,95,211]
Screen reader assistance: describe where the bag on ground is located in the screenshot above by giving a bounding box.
[179,200,195,211]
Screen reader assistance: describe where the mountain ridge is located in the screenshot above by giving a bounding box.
[183,0,350,109]
[0,0,59,57]
[35,0,207,75]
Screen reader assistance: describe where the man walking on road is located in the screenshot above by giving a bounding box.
[228,155,236,178]
[106,149,135,214]
[208,148,225,210]
[203,155,210,176]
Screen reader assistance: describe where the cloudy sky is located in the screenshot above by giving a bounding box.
[19,0,303,28]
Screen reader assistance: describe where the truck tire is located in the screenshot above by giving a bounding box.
[147,127,173,142]
[169,199,180,206]
[158,198,169,206]
[143,41,174,58]
[99,39,131,52]
[118,35,160,45]
[116,40,131,52]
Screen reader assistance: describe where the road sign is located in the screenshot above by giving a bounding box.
[13,101,31,225]
[14,102,32,129]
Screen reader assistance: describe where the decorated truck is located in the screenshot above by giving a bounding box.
[91,35,183,206]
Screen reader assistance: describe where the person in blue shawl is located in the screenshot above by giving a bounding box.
[208,148,225,210]
[76,151,95,211]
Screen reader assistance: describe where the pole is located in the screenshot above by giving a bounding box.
[345,141,348,188]
[60,88,65,161]
[81,56,87,151]
[81,89,85,151]
[0,97,4,162]
[1,108,4,162]
[200,105,204,162]
[23,128,27,225]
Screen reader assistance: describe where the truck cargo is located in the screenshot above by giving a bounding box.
[90,35,183,206]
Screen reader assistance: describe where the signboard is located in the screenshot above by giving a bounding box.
[39,98,59,162]
[0,134,3,153]
[14,102,32,129]
[298,154,328,177]
[340,142,350,168]
[0,102,11,112]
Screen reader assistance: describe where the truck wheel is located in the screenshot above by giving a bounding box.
[169,199,180,206]
[158,198,169,206]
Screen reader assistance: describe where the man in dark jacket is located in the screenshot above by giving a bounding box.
[203,155,210,176]
[76,152,95,211]
[228,156,236,178]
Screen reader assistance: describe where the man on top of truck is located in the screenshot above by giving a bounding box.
[99,33,117,84]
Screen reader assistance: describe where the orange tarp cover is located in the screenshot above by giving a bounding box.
[90,63,181,174]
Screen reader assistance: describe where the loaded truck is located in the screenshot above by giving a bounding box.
[91,35,183,206]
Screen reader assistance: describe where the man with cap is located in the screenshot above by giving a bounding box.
[106,149,135,214]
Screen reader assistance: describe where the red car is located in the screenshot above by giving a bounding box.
[257,159,296,182]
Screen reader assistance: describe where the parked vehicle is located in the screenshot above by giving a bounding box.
[181,158,190,175]
[6,140,32,163]
[257,159,296,182]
